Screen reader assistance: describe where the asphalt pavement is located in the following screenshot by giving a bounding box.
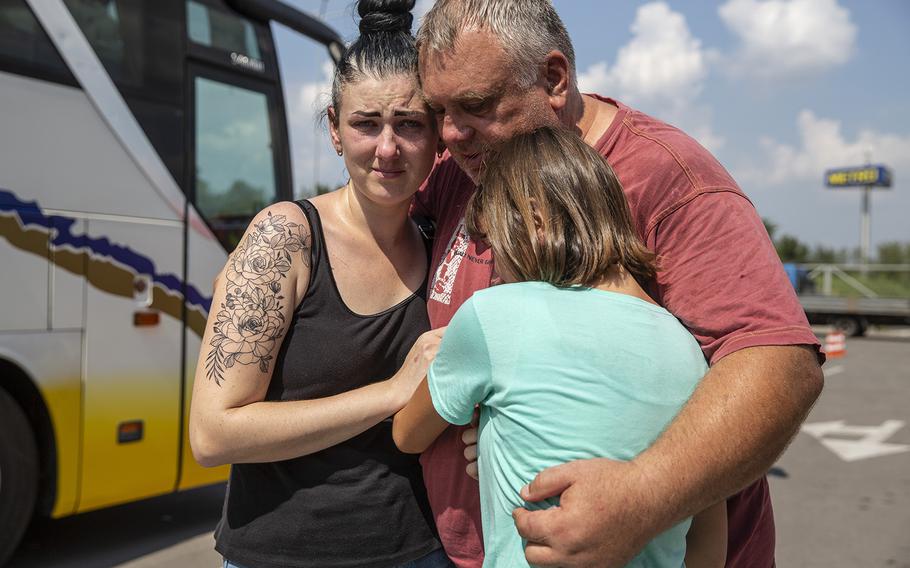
[9,484,224,567]
[771,327,910,567]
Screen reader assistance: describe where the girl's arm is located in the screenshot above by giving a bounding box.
[394,297,490,455]
[684,500,727,568]
[392,378,451,454]
[189,202,437,467]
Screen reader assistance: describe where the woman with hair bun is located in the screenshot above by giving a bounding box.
[189,1,453,566]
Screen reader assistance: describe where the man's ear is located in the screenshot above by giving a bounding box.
[542,50,571,113]
[327,106,342,155]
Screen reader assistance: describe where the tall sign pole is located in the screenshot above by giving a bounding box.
[861,183,870,266]
[824,163,893,272]
[861,152,873,270]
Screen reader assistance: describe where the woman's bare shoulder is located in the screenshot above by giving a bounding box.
[246,200,312,237]
[215,201,314,296]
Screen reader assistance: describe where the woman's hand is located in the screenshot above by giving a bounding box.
[390,326,451,454]
[390,327,446,408]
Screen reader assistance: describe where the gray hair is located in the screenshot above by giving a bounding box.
[417,0,576,88]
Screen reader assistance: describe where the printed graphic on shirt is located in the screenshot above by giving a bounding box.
[430,219,470,306]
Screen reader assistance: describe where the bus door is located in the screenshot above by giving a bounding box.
[80,220,186,511]
[179,0,292,489]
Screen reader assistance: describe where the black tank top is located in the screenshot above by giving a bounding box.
[215,200,439,568]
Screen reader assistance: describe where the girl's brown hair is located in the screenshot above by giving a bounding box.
[466,126,657,287]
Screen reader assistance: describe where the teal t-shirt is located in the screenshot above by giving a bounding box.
[427,281,709,568]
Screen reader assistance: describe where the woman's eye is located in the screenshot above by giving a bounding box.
[399,120,424,129]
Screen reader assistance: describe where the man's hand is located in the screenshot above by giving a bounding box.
[463,426,478,479]
[513,458,658,568]
[463,407,480,479]
[512,345,822,567]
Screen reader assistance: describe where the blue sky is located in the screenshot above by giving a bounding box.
[273,0,910,251]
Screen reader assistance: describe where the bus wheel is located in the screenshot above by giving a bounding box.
[0,389,38,566]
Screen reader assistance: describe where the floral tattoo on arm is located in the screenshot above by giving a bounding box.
[205,211,309,386]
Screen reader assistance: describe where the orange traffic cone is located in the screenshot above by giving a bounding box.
[824,331,846,359]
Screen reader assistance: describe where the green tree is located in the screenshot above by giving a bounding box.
[775,235,810,263]
[315,183,335,196]
[811,245,845,264]
[197,178,265,217]
[762,217,778,241]
[877,241,910,264]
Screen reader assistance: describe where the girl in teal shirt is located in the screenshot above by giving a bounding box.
[394,126,726,567]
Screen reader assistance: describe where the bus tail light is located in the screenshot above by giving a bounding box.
[133,311,160,327]
[117,421,144,444]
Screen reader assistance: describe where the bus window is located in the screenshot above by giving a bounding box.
[194,76,278,250]
[62,0,182,98]
[0,0,75,85]
[62,0,185,187]
[65,1,127,75]
[187,0,262,61]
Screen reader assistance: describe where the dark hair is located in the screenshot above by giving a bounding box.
[329,0,418,125]
[466,126,657,287]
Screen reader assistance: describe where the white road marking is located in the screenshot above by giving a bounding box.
[824,365,845,377]
[802,420,910,462]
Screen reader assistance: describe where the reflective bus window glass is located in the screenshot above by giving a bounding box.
[187,0,261,60]
[62,0,182,100]
[66,0,126,71]
[0,0,75,82]
[62,1,184,189]
[195,77,276,249]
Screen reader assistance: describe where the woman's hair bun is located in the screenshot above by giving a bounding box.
[357,0,416,35]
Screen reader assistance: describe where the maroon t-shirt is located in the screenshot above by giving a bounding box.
[413,97,822,568]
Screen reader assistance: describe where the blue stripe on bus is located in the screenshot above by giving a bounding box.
[0,189,213,312]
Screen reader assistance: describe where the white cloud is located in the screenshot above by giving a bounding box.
[286,60,347,196]
[576,3,723,152]
[736,111,910,250]
[684,120,727,155]
[718,0,857,78]
[296,60,333,120]
[747,110,910,185]
[577,2,709,105]
[577,62,611,97]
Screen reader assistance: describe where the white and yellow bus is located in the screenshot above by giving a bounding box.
[0,0,341,563]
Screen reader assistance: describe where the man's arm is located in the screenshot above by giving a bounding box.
[514,344,822,567]
[513,185,822,566]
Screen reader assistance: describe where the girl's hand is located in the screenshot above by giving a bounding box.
[391,327,446,407]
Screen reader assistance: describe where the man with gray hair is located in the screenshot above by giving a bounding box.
[411,1,824,567]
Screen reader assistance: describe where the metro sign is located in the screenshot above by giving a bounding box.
[825,165,893,188]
